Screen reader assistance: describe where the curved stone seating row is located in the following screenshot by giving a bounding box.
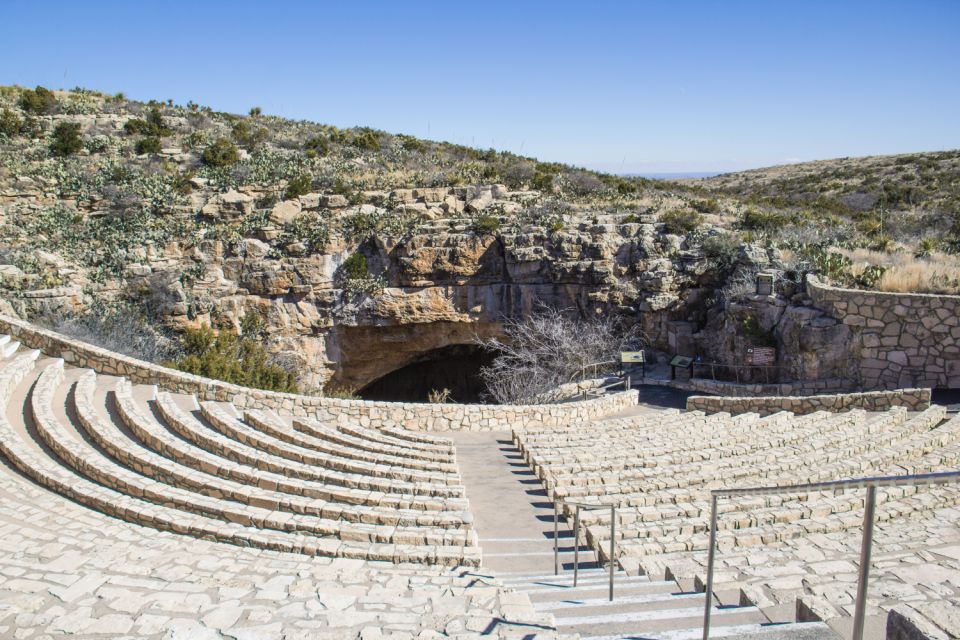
[29,362,476,557]
[150,390,464,498]
[141,389,467,514]
[198,401,459,485]
[529,410,876,478]
[545,407,949,501]
[299,415,456,456]
[244,409,453,465]
[73,371,471,531]
[544,408,928,491]
[0,340,482,566]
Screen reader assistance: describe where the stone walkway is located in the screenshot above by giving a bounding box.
[448,431,598,576]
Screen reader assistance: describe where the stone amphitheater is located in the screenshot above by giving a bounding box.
[0,314,958,640]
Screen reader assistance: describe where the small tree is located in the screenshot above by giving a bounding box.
[49,122,83,156]
[19,86,58,114]
[135,135,162,154]
[477,306,647,404]
[0,108,23,137]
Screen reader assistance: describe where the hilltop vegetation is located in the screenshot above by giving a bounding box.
[0,84,958,393]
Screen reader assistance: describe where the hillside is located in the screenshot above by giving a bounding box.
[0,84,958,398]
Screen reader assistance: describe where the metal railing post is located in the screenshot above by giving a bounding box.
[702,494,719,640]
[553,502,559,575]
[609,505,616,602]
[573,506,581,586]
[625,375,631,391]
[852,485,877,640]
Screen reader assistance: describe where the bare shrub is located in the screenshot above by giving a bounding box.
[40,302,180,364]
[477,306,647,405]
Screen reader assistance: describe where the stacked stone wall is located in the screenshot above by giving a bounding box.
[0,315,636,431]
[807,275,960,389]
[686,388,931,416]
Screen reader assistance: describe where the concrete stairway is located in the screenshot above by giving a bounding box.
[502,568,838,639]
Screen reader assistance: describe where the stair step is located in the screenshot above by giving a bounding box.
[581,621,836,640]
[552,603,762,631]
[524,580,677,598]
[533,589,701,611]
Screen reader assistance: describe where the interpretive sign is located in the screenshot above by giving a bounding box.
[746,347,776,366]
[621,351,645,364]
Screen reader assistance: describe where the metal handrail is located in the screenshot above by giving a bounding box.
[553,501,617,601]
[701,470,960,640]
[580,375,632,400]
[579,360,618,381]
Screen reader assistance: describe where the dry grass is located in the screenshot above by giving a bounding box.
[837,248,960,294]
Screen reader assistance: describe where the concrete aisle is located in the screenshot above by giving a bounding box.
[448,431,597,575]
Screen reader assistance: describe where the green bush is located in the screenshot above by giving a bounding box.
[691,198,720,213]
[341,252,368,280]
[166,325,298,393]
[660,209,703,235]
[135,136,162,154]
[49,122,83,156]
[0,108,23,137]
[284,174,313,200]
[701,233,741,278]
[248,106,262,117]
[472,214,501,235]
[351,128,381,151]
[231,119,268,149]
[124,107,171,137]
[304,136,329,158]
[19,86,58,114]
[739,208,789,232]
[202,137,240,167]
[741,315,776,347]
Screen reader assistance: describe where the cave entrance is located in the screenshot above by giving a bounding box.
[357,344,497,404]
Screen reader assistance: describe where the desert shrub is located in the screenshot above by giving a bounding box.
[341,252,368,280]
[739,207,790,232]
[124,107,171,137]
[351,128,382,151]
[249,106,262,117]
[565,172,606,196]
[0,108,23,137]
[531,166,557,192]
[691,198,720,213]
[701,233,741,278]
[231,119,268,149]
[282,214,330,253]
[396,134,425,153]
[660,208,703,235]
[135,135,162,155]
[41,302,179,363]
[19,86,58,114]
[284,174,313,200]
[477,306,647,404]
[167,325,298,393]
[202,137,240,167]
[472,214,500,235]
[49,122,83,156]
[304,135,329,158]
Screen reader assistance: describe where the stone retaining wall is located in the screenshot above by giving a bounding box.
[685,376,852,397]
[0,315,637,431]
[807,275,960,390]
[686,388,931,416]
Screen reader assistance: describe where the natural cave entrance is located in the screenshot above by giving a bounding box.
[358,344,498,403]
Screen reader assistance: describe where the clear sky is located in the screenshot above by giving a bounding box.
[1,1,958,173]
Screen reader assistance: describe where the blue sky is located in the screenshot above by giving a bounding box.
[1,1,958,173]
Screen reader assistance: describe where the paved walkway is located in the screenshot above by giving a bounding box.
[448,431,597,576]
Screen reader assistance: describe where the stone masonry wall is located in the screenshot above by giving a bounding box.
[686,388,931,417]
[807,275,960,390]
[0,315,637,431]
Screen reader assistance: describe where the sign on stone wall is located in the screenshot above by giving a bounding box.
[620,351,645,364]
[746,346,776,366]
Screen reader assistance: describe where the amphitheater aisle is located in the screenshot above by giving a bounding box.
[448,431,598,575]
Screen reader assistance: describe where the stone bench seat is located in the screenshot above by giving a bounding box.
[199,402,461,486]
[585,484,955,546]
[324,416,457,454]
[604,486,960,558]
[547,408,953,500]
[149,391,465,498]
[212,406,458,473]
[30,362,478,555]
[244,410,453,464]
[541,408,935,490]
[73,371,473,530]
[127,386,469,512]
[522,411,864,471]
[0,359,477,566]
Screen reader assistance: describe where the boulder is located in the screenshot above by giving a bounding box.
[269,199,302,226]
[201,189,254,219]
[320,194,349,209]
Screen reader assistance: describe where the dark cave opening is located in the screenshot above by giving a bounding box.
[357,344,498,404]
